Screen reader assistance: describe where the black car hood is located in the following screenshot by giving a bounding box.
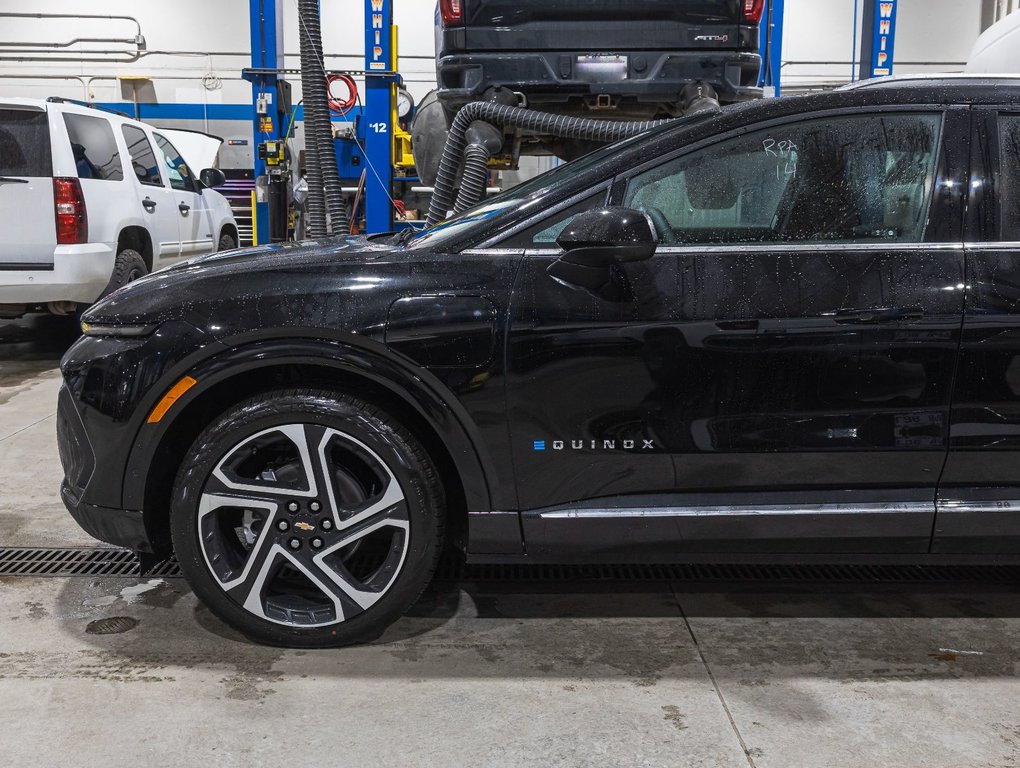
[83,236,402,328]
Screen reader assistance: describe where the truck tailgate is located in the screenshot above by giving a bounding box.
[464,0,742,52]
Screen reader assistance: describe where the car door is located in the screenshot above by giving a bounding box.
[153,132,214,257]
[506,107,967,559]
[935,107,1020,553]
[120,124,180,264]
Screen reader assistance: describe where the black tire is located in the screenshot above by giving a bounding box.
[99,248,147,300]
[218,232,237,251]
[170,389,445,647]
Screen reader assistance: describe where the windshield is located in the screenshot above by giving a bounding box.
[404,118,703,250]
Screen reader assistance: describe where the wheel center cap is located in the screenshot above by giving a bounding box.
[294,521,316,532]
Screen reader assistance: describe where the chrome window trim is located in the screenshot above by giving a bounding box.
[963,241,1020,250]
[937,500,1020,513]
[458,248,527,257]
[652,242,963,254]
[516,242,964,258]
[533,502,934,520]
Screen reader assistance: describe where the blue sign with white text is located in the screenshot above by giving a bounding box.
[868,0,898,77]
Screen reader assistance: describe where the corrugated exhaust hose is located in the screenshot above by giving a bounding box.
[425,103,671,227]
[452,120,506,214]
[297,0,348,236]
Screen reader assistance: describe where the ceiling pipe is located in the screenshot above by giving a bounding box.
[0,37,144,50]
[0,12,143,37]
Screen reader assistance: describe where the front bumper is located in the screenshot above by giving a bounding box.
[0,242,115,306]
[56,382,154,551]
[437,50,763,110]
[60,481,154,552]
[56,321,217,554]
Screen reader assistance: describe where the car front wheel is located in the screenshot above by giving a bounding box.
[170,389,444,647]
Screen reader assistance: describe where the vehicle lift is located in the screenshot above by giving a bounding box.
[244,0,404,244]
[246,0,902,239]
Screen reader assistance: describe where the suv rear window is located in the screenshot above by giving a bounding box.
[0,108,51,177]
[63,113,124,181]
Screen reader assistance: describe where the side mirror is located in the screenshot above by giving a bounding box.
[548,207,657,298]
[199,167,226,189]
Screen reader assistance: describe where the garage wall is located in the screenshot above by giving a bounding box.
[0,0,995,169]
[0,1,437,169]
[782,0,984,86]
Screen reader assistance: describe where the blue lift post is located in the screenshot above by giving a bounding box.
[245,0,287,246]
[859,0,899,80]
[758,0,785,97]
[364,0,395,234]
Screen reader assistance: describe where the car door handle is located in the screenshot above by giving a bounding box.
[178,202,191,215]
[142,197,157,212]
[832,307,924,324]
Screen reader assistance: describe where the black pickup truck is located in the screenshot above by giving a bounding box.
[412,0,765,182]
[434,0,764,118]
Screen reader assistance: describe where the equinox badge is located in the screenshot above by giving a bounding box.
[534,439,656,451]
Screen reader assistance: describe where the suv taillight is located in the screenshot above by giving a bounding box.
[53,177,88,245]
[439,0,463,25]
[742,0,765,23]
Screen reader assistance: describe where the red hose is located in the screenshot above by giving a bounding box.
[327,74,358,115]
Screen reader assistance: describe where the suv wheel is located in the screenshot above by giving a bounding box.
[218,232,237,251]
[170,389,445,647]
[100,248,147,299]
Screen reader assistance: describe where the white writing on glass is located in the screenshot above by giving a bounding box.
[763,138,798,180]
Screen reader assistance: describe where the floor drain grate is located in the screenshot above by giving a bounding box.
[1,547,1018,584]
[0,547,180,578]
[85,616,139,635]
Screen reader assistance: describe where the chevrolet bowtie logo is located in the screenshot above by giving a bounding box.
[294,522,315,531]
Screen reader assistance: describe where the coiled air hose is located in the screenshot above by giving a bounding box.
[297,0,348,236]
[425,103,669,227]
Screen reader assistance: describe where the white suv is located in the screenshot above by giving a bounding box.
[0,97,238,318]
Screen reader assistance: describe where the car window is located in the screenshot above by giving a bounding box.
[503,191,608,247]
[999,115,1020,242]
[0,108,51,177]
[153,133,195,192]
[623,113,943,245]
[121,125,162,187]
[63,113,124,181]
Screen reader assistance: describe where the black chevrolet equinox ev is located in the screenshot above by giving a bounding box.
[59,78,1020,646]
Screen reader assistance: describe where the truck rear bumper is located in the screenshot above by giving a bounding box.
[0,242,115,307]
[437,50,762,111]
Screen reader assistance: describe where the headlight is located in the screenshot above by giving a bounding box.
[80,322,157,338]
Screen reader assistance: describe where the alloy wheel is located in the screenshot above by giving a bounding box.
[197,423,410,627]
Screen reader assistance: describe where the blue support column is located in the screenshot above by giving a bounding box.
[758,0,785,97]
[245,0,286,245]
[364,0,394,234]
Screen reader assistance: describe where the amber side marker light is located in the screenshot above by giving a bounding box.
[147,376,198,424]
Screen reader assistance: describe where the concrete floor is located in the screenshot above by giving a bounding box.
[2,314,1020,768]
